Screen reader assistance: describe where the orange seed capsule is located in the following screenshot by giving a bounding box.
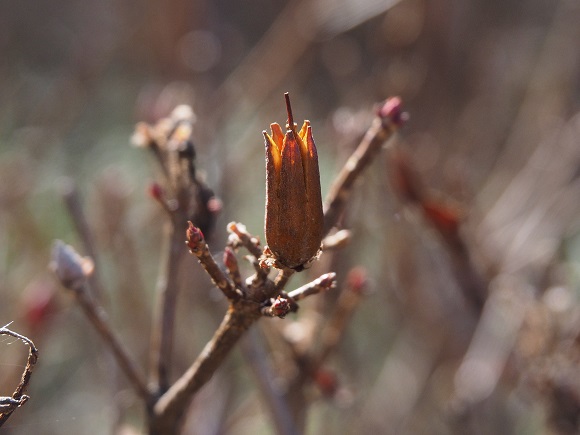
[263,94,324,270]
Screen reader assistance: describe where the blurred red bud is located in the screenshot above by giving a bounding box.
[421,200,463,236]
[147,182,164,202]
[347,266,368,294]
[377,96,408,128]
[21,279,58,331]
[314,368,338,397]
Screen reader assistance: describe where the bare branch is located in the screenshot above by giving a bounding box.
[149,221,187,393]
[274,268,295,295]
[186,222,239,300]
[224,247,246,294]
[323,97,406,235]
[227,222,264,259]
[0,326,38,427]
[59,178,106,301]
[316,268,366,366]
[287,272,336,302]
[51,241,151,403]
[152,303,261,434]
[75,285,153,403]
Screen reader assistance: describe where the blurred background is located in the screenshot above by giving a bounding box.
[1,0,580,433]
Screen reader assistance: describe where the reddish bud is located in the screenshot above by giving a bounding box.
[223,247,238,270]
[264,93,324,270]
[388,149,423,203]
[377,97,408,128]
[314,368,338,397]
[270,296,291,318]
[421,200,463,236]
[206,197,223,214]
[21,279,57,331]
[186,221,205,252]
[347,267,368,294]
[148,182,164,202]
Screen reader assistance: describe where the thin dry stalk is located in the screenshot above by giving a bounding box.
[0,325,39,427]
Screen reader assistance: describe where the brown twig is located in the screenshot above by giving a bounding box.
[151,301,261,434]
[323,97,406,235]
[227,222,270,283]
[287,272,336,302]
[321,229,352,251]
[0,325,38,427]
[227,222,263,259]
[315,268,367,366]
[75,285,153,403]
[224,247,245,294]
[240,328,300,435]
[59,178,106,301]
[149,220,187,393]
[186,222,239,300]
[274,268,295,295]
[50,241,152,403]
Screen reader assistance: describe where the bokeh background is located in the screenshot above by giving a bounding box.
[1,0,580,434]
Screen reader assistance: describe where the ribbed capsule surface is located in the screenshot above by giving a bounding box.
[264,98,323,270]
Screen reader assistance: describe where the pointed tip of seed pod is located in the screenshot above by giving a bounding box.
[284,93,295,130]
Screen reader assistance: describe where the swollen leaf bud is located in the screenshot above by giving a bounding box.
[50,241,94,292]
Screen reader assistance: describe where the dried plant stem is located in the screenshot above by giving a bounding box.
[149,221,187,393]
[240,328,300,435]
[274,268,295,295]
[227,222,263,259]
[60,179,106,301]
[316,282,365,366]
[187,222,238,300]
[323,115,399,235]
[287,272,336,301]
[0,326,38,427]
[151,302,261,434]
[74,286,152,403]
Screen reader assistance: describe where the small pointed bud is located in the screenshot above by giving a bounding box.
[148,182,165,202]
[264,93,324,270]
[421,200,463,236]
[313,368,338,397]
[377,96,408,128]
[50,241,94,292]
[269,296,291,318]
[21,279,57,331]
[186,221,205,253]
[223,247,238,271]
[346,267,368,295]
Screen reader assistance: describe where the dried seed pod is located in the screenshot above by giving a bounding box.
[264,94,324,270]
